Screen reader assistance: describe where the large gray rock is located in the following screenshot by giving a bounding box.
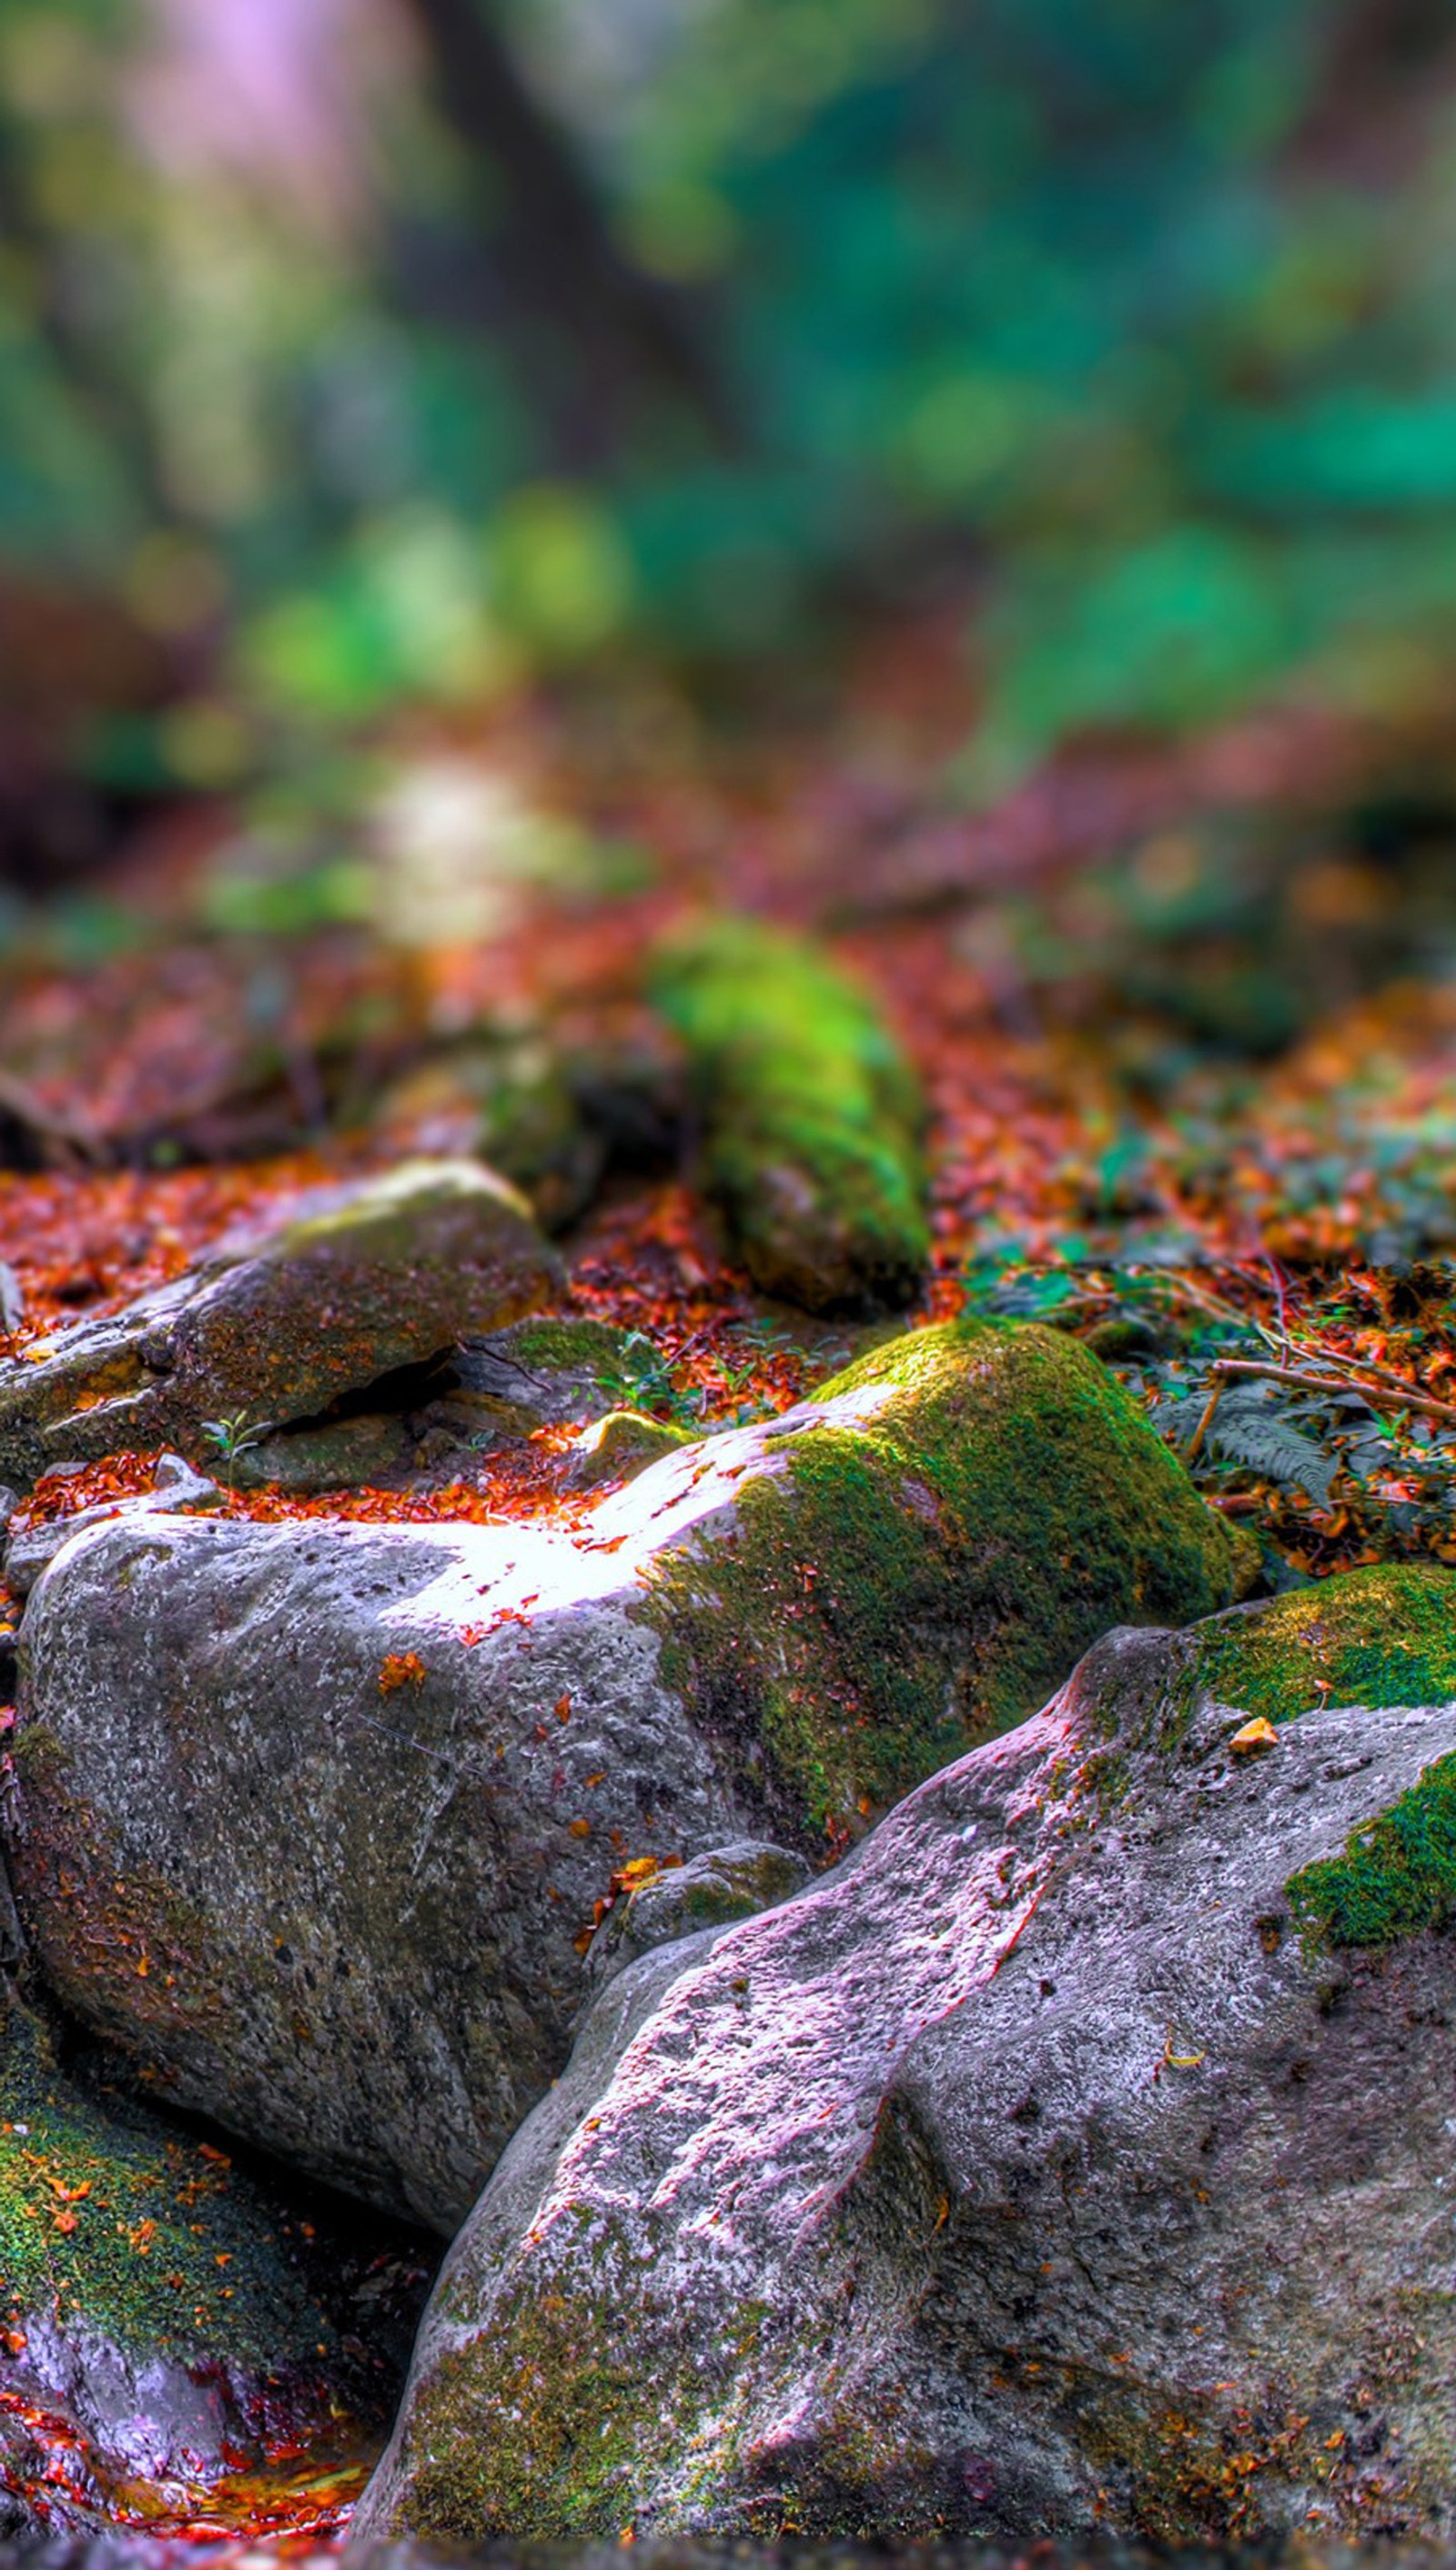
[356,1563,1456,2551]
[8,1321,1248,2233]
[0,1159,560,1491]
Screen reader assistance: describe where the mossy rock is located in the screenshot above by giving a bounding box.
[12,1316,1247,2233]
[651,914,930,1315]
[0,1159,561,1491]
[358,1573,1456,2553]
[231,1409,418,1495]
[581,1839,811,1994]
[0,1984,425,2531]
[636,1316,1254,1832]
[378,1044,604,1233]
[1087,1562,1456,1758]
[565,1408,692,1491]
[453,1317,644,1424]
[1059,1561,1456,1953]
[1181,1563,1456,1953]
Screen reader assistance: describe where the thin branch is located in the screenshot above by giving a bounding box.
[1183,1374,1228,1465]
[1209,1356,1456,1429]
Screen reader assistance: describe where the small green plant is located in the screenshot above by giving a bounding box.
[199,1409,271,1488]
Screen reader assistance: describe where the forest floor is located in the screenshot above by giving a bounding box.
[5,612,1456,2539]
[7,616,1456,1585]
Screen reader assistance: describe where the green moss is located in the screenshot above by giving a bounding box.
[640,1318,1246,1838]
[0,1990,340,2367]
[502,1318,636,1379]
[1179,1564,1456,1739]
[389,2210,788,2545]
[1289,1752,1456,1948]
[651,915,929,1314]
[569,1408,691,1489]
[265,1158,531,1259]
[396,2270,719,2540]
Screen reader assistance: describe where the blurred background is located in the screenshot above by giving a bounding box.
[4,0,1456,903]
[5,1,1456,1663]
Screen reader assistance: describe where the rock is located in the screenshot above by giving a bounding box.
[228,1320,644,1497]
[357,1563,1456,2551]
[232,1410,420,1497]
[651,915,930,1315]
[3,1453,225,1599]
[378,1042,604,1233]
[581,1839,812,1998]
[0,1159,561,1491]
[449,1318,646,1432]
[8,1320,1247,2232]
[0,1980,425,2542]
[563,1409,691,1492]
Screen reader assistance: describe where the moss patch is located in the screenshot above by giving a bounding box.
[1289,1752,1456,1948]
[0,1989,342,2368]
[568,1408,691,1490]
[393,2264,729,2542]
[651,915,929,1315]
[641,1319,1246,1837]
[498,1317,635,1381]
[1182,1564,1456,1738]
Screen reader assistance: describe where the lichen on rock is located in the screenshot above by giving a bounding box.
[651,913,930,1314]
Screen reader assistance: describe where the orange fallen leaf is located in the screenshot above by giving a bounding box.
[379,1651,427,1695]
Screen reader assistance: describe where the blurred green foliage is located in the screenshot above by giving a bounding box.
[3,0,1456,782]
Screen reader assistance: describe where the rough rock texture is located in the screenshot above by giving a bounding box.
[0,1983,421,2541]
[581,1840,812,1998]
[651,915,930,1314]
[0,1159,560,1490]
[8,1321,1246,2231]
[358,1564,1456,2552]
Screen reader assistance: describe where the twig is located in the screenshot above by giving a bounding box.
[1183,1375,1229,1465]
[1262,1252,1291,1363]
[1272,1328,1431,1400]
[1209,1356,1456,1429]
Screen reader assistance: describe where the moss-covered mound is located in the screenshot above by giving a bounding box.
[640,1317,1253,1831]
[1084,1563,1456,1761]
[1289,1752,1456,1948]
[0,1984,425,2529]
[651,915,929,1314]
[1184,1563,1456,1730]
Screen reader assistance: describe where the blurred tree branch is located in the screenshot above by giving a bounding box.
[396,0,733,461]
